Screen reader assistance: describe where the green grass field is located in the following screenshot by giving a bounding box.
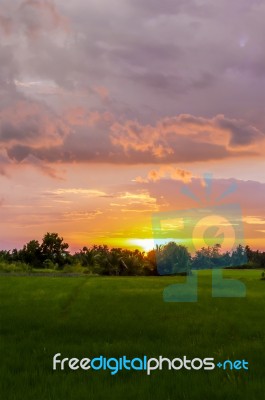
[0,270,264,400]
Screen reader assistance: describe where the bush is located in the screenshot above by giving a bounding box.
[0,261,31,273]
[43,259,58,270]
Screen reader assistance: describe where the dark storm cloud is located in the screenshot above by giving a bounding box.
[216,117,265,147]
[1,0,265,107]
[6,140,233,165]
[0,0,265,173]
[0,100,69,147]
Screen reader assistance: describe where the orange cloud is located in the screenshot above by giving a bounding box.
[63,210,103,222]
[109,190,159,214]
[111,114,265,158]
[134,167,193,183]
[2,108,264,171]
[111,120,173,158]
[52,188,107,197]
[243,216,265,225]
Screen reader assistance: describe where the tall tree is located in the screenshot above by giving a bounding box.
[40,232,69,268]
[156,242,191,275]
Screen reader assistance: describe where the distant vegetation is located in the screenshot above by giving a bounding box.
[0,232,265,275]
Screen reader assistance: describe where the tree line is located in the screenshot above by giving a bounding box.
[0,232,265,275]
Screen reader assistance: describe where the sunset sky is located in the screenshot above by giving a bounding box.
[0,0,265,253]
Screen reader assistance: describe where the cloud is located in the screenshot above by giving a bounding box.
[216,117,265,147]
[25,154,64,179]
[2,109,264,170]
[134,177,265,222]
[49,188,107,197]
[62,210,103,221]
[1,0,265,111]
[243,216,265,225]
[112,190,159,213]
[0,0,70,39]
[0,0,265,178]
[110,114,264,163]
[93,86,110,101]
[119,191,156,203]
[0,149,11,176]
[0,100,70,164]
[20,0,70,32]
[0,14,12,35]
[134,167,193,183]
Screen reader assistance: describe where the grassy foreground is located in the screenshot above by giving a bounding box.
[0,270,264,400]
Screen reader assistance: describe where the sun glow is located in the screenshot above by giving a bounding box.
[128,239,155,252]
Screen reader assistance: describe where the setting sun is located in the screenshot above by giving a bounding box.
[128,239,155,253]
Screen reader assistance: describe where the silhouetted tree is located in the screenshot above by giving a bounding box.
[21,240,42,268]
[156,242,191,275]
[40,232,69,269]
